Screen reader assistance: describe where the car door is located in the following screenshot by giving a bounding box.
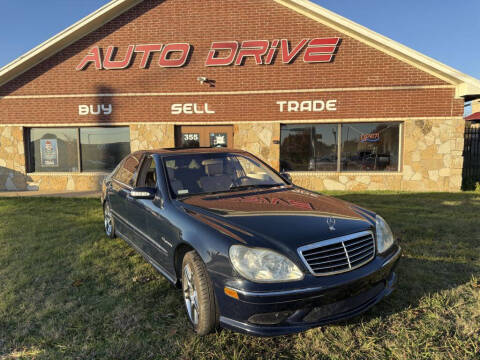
[128,155,171,269]
[110,153,143,244]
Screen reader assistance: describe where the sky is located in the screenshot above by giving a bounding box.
[0,0,478,80]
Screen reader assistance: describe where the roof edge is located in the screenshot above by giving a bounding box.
[275,0,480,98]
[0,0,143,88]
[465,112,480,121]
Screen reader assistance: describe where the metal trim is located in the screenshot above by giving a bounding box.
[341,242,351,268]
[112,178,133,190]
[297,231,375,276]
[381,246,402,268]
[230,285,326,298]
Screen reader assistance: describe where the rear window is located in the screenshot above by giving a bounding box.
[113,154,142,187]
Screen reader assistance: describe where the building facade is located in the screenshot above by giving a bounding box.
[1,0,479,192]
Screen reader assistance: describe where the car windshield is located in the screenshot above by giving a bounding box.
[163,153,287,197]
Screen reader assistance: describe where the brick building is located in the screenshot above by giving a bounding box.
[1,0,479,192]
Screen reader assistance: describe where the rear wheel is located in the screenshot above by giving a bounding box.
[182,250,218,335]
[103,201,115,239]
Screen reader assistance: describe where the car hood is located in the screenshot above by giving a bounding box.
[178,186,376,251]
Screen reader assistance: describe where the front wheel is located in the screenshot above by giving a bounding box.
[182,250,218,335]
[103,201,115,239]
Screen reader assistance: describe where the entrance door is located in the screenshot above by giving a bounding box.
[176,125,233,148]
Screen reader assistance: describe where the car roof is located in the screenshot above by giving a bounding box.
[132,147,249,157]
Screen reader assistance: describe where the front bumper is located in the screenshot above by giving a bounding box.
[214,245,402,336]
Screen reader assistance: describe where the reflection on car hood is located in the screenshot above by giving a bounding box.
[179,187,376,249]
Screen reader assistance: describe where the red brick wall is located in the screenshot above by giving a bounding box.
[0,0,464,124]
[0,88,463,125]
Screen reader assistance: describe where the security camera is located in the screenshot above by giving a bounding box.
[197,76,207,83]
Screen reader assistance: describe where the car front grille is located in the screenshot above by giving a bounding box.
[298,231,375,276]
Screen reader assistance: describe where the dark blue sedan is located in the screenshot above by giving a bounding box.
[101,148,401,336]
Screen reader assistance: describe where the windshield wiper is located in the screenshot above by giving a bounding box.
[177,184,285,198]
[228,184,283,191]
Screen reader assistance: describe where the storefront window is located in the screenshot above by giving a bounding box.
[80,127,130,171]
[27,127,130,173]
[29,128,79,172]
[280,124,338,171]
[341,123,400,172]
[280,122,401,172]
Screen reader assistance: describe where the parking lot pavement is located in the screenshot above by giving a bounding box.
[0,190,101,198]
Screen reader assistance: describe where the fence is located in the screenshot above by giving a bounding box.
[463,125,480,190]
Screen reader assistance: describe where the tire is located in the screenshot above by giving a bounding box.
[103,201,116,239]
[182,250,218,335]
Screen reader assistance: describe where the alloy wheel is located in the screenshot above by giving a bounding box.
[183,264,199,325]
[104,203,113,236]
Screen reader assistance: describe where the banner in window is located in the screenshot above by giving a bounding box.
[40,139,59,167]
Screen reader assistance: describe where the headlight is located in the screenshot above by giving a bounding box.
[229,245,304,283]
[376,215,395,253]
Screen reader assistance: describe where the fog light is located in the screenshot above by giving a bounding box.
[248,311,292,325]
[224,287,239,300]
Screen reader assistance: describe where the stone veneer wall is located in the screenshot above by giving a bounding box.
[234,123,280,170]
[289,118,465,192]
[0,126,110,192]
[0,126,27,190]
[0,119,466,192]
[130,124,175,151]
[0,124,176,192]
[26,173,109,192]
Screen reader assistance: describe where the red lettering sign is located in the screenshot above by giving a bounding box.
[304,38,340,63]
[134,44,163,68]
[103,45,135,70]
[281,39,309,64]
[76,46,102,71]
[76,38,341,71]
[158,43,191,67]
[234,40,270,66]
[360,133,381,143]
[265,39,279,65]
[205,41,239,66]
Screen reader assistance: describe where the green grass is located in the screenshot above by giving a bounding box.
[0,193,479,360]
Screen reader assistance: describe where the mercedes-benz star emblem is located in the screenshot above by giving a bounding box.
[327,217,336,231]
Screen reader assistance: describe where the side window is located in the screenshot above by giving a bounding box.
[137,156,158,188]
[110,158,125,179]
[113,154,141,187]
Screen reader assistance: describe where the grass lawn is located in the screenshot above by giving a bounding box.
[0,192,479,360]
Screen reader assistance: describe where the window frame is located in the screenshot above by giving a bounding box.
[26,127,80,173]
[112,153,143,188]
[136,155,158,189]
[280,122,403,173]
[26,126,131,174]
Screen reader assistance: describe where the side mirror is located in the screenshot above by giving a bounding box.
[280,172,292,184]
[130,187,156,200]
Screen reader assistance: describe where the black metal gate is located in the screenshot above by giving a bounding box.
[462,125,480,190]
